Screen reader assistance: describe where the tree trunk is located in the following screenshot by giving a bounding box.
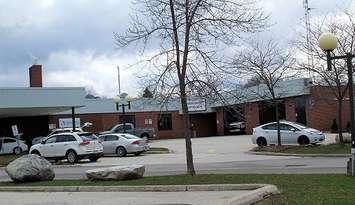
[275,102,281,146]
[338,99,344,143]
[179,83,196,175]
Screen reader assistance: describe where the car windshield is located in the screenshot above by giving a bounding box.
[78,133,98,141]
[120,134,140,140]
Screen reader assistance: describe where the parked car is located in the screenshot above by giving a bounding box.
[31,122,92,145]
[30,132,103,163]
[227,121,246,133]
[98,133,150,157]
[0,137,28,155]
[252,121,325,146]
[101,123,155,140]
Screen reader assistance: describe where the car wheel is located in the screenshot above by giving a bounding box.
[298,135,310,145]
[256,137,267,147]
[13,147,22,155]
[116,146,127,157]
[89,156,99,162]
[141,133,149,141]
[134,151,143,156]
[31,150,41,156]
[66,150,78,164]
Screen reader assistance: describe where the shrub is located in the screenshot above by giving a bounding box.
[331,119,338,133]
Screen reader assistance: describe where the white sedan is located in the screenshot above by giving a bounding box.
[98,133,150,157]
[0,137,28,155]
[252,121,325,146]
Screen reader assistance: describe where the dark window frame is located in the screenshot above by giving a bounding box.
[158,113,173,130]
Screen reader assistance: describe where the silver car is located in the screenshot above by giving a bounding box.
[98,133,150,157]
[0,137,28,155]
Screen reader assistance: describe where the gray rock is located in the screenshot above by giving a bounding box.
[5,154,55,182]
[86,165,145,180]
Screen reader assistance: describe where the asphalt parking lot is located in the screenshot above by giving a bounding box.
[83,134,299,167]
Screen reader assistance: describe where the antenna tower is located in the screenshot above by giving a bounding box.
[303,0,314,78]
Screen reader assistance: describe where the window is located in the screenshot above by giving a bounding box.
[114,124,132,132]
[105,135,118,141]
[55,135,76,142]
[79,133,98,141]
[66,135,77,142]
[45,137,56,144]
[3,138,16,143]
[262,123,277,130]
[280,124,298,131]
[120,134,140,140]
[158,114,172,130]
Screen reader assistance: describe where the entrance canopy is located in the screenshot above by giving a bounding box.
[0,87,86,118]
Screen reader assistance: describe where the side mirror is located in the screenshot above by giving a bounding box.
[290,128,296,132]
[40,140,45,144]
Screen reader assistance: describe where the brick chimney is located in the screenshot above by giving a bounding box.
[29,65,43,87]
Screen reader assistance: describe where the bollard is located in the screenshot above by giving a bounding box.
[347,158,352,176]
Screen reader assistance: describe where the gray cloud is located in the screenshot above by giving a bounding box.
[0,0,353,96]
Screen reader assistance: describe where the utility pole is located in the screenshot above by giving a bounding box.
[303,0,314,78]
[117,66,121,95]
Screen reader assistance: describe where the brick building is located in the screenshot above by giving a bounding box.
[49,78,351,139]
[0,64,351,141]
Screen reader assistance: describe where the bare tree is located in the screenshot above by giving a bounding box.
[235,40,295,146]
[114,0,268,175]
[295,12,355,143]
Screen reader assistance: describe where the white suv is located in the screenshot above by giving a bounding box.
[30,132,103,163]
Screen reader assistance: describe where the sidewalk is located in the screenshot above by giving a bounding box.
[0,191,249,205]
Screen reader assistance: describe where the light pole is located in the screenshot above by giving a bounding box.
[113,95,132,133]
[319,32,355,176]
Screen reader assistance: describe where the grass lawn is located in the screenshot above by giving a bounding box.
[0,174,355,204]
[253,143,350,154]
[0,155,19,166]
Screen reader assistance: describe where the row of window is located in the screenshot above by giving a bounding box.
[117,114,173,131]
[262,123,300,131]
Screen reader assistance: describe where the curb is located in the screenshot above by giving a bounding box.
[0,184,267,192]
[223,185,280,205]
[145,151,170,154]
[0,184,280,205]
[247,151,350,157]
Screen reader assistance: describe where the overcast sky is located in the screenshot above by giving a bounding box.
[0,0,353,97]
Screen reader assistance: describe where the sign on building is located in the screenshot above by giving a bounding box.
[187,99,206,112]
[11,125,19,136]
[59,118,81,128]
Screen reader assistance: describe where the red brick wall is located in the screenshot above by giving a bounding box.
[29,65,42,87]
[49,111,186,139]
[306,86,350,132]
[245,102,259,134]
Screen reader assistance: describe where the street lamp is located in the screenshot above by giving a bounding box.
[319,32,355,176]
[113,95,132,133]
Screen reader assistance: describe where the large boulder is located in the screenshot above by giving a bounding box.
[86,165,145,180]
[5,154,55,182]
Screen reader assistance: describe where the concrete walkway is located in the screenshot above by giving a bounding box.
[0,191,249,205]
